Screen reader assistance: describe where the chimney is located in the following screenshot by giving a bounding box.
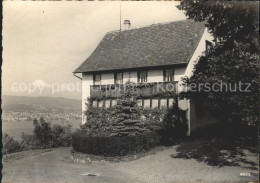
[123,20,131,30]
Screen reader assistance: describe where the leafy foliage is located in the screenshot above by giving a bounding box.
[72,130,159,156]
[20,133,39,150]
[83,101,114,136]
[83,83,187,137]
[178,1,259,125]
[83,82,143,136]
[163,104,188,136]
[33,117,52,148]
[20,118,72,150]
[2,133,20,154]
[51,123,72,147]
[110,82,142,123]
[79,82,188,155]
[3,117,73,154]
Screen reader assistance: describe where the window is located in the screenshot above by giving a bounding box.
[152,99,159,109]
[143,99,150,108]
[93,74,101,85]
[163,69,174,82]
[138,70,147,83]
[92,101,98,108]
[111,100,117,107]
[168,98,174,108]
[97,100,103,108]
[137,99,143,107]
[206,40,213,53]
[114,72,123,84]
[105,100,111,108]
[160,99,167,109]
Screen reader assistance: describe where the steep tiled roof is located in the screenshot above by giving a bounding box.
[74,20,205,73]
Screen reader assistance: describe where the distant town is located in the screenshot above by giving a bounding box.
[2,96,82,122]
[2,110,81,122]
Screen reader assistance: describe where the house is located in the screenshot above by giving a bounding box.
[73,19,216,135]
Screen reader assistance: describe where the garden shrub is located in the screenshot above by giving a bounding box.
[2,117,73,155]
[83,99,188,138]
[51,123,72,147]
[20,133,39,150]
[20,118,72,150]
[33,117,52,148]
[83,82,144,137]
[72,130,159,156]
[163,104,188,136]
[82,106,113,136]
[2,133,20,154]
[142,107,167,131]
[80,81,188,154]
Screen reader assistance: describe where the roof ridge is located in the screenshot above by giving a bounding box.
[74,19,206,73]
[107,19,192,34]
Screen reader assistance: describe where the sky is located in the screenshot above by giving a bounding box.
[2,1,187,99]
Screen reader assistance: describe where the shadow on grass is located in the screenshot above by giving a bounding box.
[170,123,258,169]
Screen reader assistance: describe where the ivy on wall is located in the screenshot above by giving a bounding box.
[82,82,187,137]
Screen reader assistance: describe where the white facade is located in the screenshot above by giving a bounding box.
[80,28,214,135]
[180,28,214,134]
[81,67,185,112]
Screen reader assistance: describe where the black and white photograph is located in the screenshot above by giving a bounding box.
[2,1,259,182]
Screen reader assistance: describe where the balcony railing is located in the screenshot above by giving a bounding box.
[90,82,178,99]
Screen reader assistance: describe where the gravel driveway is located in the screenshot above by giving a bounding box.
[2,146,258,183]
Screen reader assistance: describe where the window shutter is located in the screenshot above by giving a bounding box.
[137,71,140,82]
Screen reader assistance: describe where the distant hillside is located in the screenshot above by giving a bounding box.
[2,95,81,112]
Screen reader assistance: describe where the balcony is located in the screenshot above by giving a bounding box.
[90,82,178,99]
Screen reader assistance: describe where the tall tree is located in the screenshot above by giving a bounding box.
[178,1,259,125]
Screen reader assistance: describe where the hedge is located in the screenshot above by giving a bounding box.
[72,131,160,156]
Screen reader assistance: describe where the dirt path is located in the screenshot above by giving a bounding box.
[2,147,258,183]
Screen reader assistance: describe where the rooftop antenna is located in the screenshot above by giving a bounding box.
[119,4,122,31]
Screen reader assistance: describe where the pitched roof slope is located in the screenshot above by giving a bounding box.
[74,20,205,73]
